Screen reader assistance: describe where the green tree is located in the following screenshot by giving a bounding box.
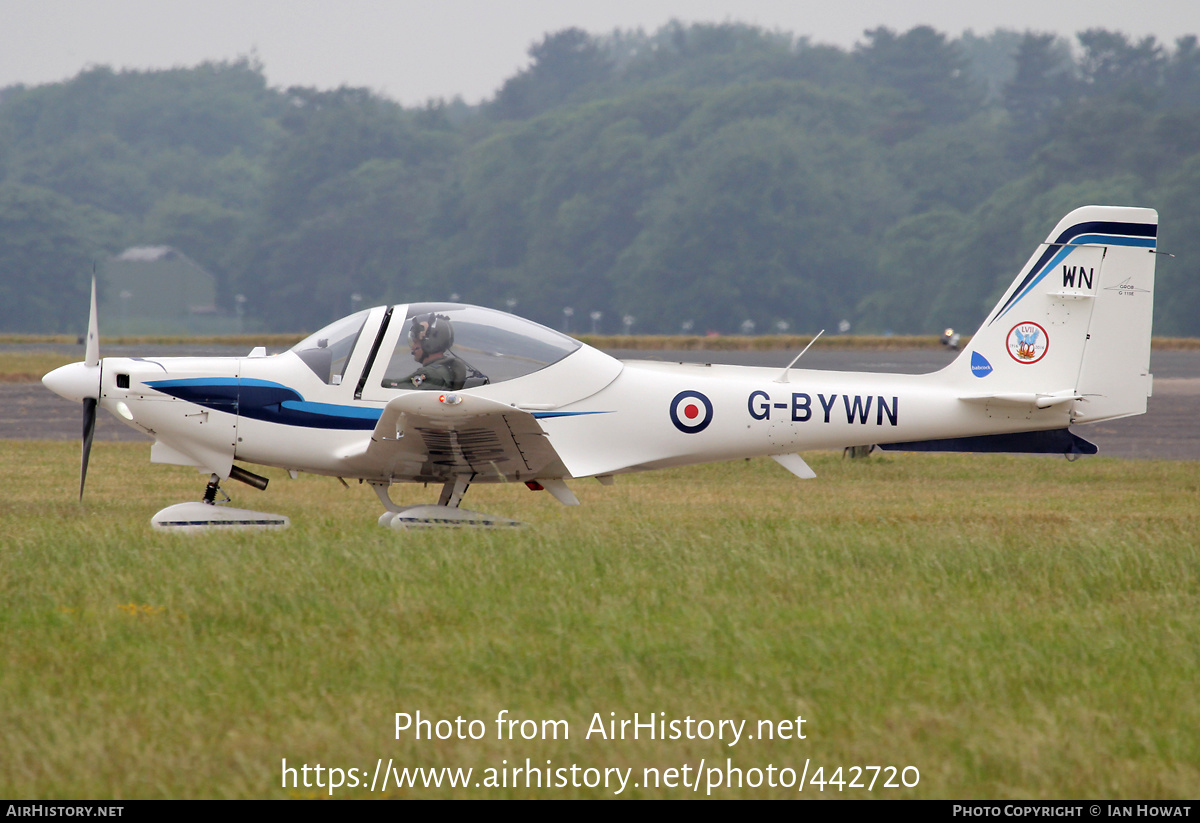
[857,208,972,333]
[1164,35,1200,107]
[11,132,152,217]
[142,193,246,303]
[492,29,613,120]
[1004,32,1078,135]
[257,87,413,230]
[612,119,901,333]
[1031,102,1151,185]
[958,29,1025,103]
[856,26,985,127]
[0,183,114,332]
[238,87,460,327]
[0,60,279,158]
[1077,29,1165,105]
[887,112,1016,212]
[612,22,800,91]
[1149,152,1200,336]
[246,158,444,329]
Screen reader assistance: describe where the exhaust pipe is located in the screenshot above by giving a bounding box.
[229,465,269,491]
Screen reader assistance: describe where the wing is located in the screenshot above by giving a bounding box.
[339,392,569,483]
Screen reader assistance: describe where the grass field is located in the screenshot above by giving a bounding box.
[1,441,1198,798]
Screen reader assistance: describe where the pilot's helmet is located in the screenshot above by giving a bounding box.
[409,312,454,354]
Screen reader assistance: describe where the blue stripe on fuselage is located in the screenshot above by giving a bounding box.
[143,379,611,430]
[530,411,611,419]
[145,378,382,430]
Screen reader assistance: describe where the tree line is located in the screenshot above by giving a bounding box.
[1,22,1199,336]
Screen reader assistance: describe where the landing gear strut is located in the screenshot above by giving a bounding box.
[372,475,521,529]
[202,474,230,505]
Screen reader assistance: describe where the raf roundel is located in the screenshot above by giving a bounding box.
[669,390,714,434]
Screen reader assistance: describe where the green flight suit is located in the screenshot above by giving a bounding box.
[389,354,467,390]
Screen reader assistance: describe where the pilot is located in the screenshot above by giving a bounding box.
[383,312,467,390]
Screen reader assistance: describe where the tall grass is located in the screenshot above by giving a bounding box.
[1,442,1197,798]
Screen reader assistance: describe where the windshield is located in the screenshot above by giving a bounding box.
[290,309,369,385]
[381,303,581,391]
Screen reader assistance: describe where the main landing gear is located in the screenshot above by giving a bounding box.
[372,476,522,529]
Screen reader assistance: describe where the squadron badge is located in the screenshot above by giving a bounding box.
[1006,322,1048,364]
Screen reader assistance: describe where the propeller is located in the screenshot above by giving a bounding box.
[80,276,100,498]
[42,277,102,499]
[80,276,99,499]
[81,397,97,499]
[85,271,99,367]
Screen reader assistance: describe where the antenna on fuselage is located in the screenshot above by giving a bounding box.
[774,329,824,384]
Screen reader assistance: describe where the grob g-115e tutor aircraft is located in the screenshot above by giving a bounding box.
[42,206,1159,529]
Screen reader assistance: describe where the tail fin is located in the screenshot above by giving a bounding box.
[947,205,1157,423]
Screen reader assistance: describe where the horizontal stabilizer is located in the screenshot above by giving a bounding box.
[958,391,1084,409]
[878,428,1097,456]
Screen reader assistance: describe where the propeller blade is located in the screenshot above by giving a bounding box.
[85,276,99,367]
[81,397,97,500]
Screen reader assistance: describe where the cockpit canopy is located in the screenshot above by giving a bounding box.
[383,303,581,389]
[290,309,369,386]
[291,303,582,389]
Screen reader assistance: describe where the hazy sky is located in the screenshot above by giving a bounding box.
[3,0,1198,105]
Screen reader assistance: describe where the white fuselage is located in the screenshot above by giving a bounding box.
[535,357,1070,478]
[91,342,1070,485]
